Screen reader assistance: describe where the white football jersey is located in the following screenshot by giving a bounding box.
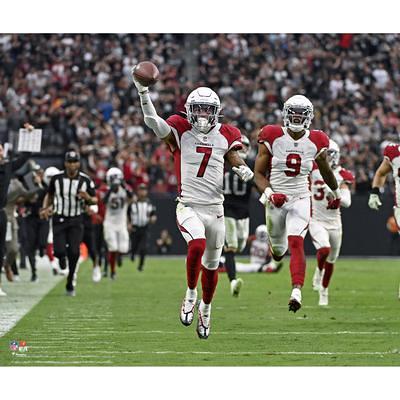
[310,164,354,228]
[104,186,129,226]
[383,143,400,206]
[166,114,242,206]
[258,125,329,198]
[250,239,270,265]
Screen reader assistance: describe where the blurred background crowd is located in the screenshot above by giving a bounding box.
[1,33,400,194]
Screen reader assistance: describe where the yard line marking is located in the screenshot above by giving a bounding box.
[0,259,63,337]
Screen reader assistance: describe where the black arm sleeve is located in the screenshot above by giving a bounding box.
[11,152,31,172]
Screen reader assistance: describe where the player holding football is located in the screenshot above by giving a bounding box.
[132,67,253,339]
[368,142,400,298]
[103,167,132,280]
[309,139,354,306]
[222,135,254,297]
[254,95,340,312]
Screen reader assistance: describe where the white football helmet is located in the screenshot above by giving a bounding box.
[106,167,123,186]
[43,166,60,186]
[185,87,221,133]
[282,95,314,133]
[255,224,268,242]
[327,139,340,168]
[238,135,250,159]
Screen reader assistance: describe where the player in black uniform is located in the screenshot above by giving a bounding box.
[223,135,254,297]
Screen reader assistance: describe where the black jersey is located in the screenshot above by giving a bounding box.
[223,160,254,220]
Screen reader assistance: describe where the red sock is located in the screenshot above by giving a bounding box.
[288,235,306,287]
[47,243,54,262]
[201,267,218,304]
[316,247,330,271]
[108,252,116,273]
[186,239,206,289]
[322,262,334,288]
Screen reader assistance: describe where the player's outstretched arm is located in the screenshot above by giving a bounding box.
[131,70,176,148]
[225,149,254,182]
[369,158,391,210]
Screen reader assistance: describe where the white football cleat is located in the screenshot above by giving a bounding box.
[197,300,211,339]
[288,287,302,313]
[319,287,329,306]
[312,267,324,291]
[0,287,7,296]
[92,266,102,283]
[230,278,243,297]
[180,297,197,326]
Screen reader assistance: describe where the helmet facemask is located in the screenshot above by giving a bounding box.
[238,135,250,159]
[327,149,340,168]
[282,97,314,133]
[186,103,220,133]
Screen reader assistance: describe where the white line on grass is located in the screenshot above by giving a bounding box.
[17,350,399,356]
[0,259,63,337]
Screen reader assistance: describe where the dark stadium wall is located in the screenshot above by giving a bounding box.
[149,195,400,257]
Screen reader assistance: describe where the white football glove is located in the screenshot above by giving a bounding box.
[368,193,382,210]
[131,66,149,93]
[232,165,254,182]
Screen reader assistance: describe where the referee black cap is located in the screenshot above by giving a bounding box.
[65,151,80,162]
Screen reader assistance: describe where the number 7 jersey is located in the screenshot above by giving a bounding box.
[166,114,242,206]
[258,125,329,198]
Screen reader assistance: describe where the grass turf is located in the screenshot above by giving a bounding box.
[0,257,399,366]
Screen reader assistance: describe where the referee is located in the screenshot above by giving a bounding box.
[129,183,156,271]
[40,151,97,296]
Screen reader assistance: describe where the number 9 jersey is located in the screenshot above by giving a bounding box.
[257,125,329,198]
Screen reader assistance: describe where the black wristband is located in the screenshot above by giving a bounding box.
[370,187,380,195]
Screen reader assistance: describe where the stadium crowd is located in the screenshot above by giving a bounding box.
[0,34,400,194]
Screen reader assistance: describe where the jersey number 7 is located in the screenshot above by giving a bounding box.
[196,146,212,177]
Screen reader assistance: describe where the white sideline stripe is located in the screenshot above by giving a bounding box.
[17,350,397,356]
[28,330,396,336]
[12,360,113,364]
[0,259,63,337]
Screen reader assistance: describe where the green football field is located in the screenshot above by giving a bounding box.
[1,257,400,366]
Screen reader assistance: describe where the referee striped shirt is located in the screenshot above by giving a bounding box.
[129,200,156,227]
[48,171,96,217]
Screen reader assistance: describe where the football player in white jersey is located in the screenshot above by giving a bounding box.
[235,225,281,273]
[43,166,64,276]
[103,167,132,280]
[132,69,253,339]
[254,95,340,312]
[368,142,400,298]
[309,140,355,306]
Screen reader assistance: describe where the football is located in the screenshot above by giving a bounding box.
[133,61,160,87]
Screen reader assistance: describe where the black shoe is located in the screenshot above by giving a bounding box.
[288,298,301,313]
[137,264,144,272]
[31,274,38,282]
[66,281,74,292]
